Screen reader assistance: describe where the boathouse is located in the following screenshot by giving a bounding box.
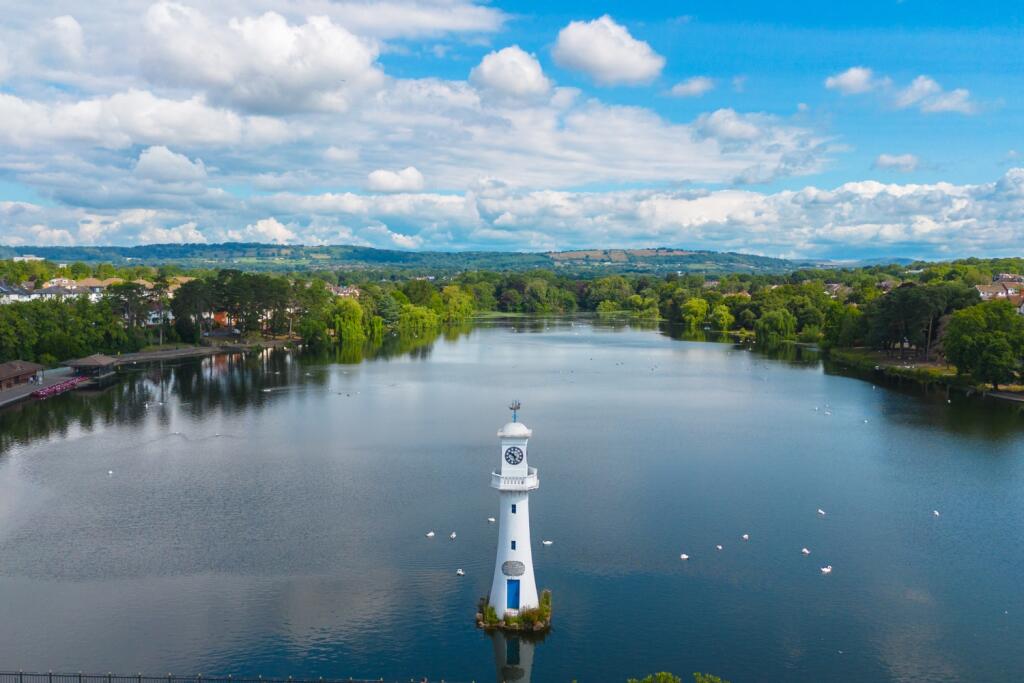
[0,360,44,390]
[65,354,118,382]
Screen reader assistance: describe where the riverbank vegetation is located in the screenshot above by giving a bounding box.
[3,256,1024,391]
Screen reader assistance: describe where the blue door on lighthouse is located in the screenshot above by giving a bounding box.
[506,579,520,610]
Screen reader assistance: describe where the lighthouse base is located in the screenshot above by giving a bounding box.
[475,590,553,633]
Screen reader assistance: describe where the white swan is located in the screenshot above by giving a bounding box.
[107,470,113,476]
[679,553,689,561]
[741,534,750,541]
[821,565,833,575]
[933,510,941,517]
[487,517,496,523]
[801,547,811,555]
[449,532,457,540]
[817,508,827,516]
[425,531,435,538]
[715,544,723,551]
[456,568,465,576]
[542,540,553,546]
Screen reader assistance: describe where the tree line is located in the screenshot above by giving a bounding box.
[3,257,1024,389]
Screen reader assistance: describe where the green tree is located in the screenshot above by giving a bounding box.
[755,308,797,346]
[944,300,1024,389]
[440,284,475,323]
[331,298,366,346]
[680,297,709,333]
[710,304,734,331]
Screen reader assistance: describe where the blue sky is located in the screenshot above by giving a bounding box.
[0,1,1021,259]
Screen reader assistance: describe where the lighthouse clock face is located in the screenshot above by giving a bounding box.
[504,446,524,465]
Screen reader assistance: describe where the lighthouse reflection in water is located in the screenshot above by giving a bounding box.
[491,631,541,683]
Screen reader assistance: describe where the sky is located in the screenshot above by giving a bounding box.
[0,1,1021,259]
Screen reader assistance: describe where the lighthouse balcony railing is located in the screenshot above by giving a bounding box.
[491,467,539,490]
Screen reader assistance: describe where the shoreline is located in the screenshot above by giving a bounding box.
[110,338,294,366]
[0,339,295,410]
[825,347,1024,405]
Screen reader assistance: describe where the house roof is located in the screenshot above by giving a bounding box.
[0,360,44,381]
[65,353,117,368]
[0,281,30,296]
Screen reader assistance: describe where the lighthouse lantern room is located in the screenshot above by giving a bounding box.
[489,401,540,618]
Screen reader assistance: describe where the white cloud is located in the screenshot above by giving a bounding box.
[324,146,359,163]
[45,15,86,64]
[321,0,506,39]
[670,76,714,97]
[894,75,941,108]
[0,89,293,149]
[552,15,664,85]
[366,166,425,192]
[470,46,551,98]
[230,217,299,243]
[134,146,206,182]
[140,221,207,243]
[143,4,384,114]
[7,168,1024,258]
[919,88,975,114]
[694,109,762,142]
[825,67,880,95]
[874,153,919,172]
[829,69,977,115]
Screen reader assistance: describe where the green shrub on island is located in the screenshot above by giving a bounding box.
[626,673,730,683]
[627,673,680,683]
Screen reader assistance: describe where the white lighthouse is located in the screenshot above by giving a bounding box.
[489,402,540,618]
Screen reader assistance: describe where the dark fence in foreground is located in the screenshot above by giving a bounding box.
[0,673,470,683]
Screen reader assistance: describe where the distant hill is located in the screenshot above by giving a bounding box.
[0,243,815,275]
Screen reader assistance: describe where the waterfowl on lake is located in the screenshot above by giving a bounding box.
[107,470,113,476]
[716,544,723,551]
[933,510,941,517]
[741,534,750,541]
[449,531,457,540]
[801,547,811,555]
[487,517,496,523]
[542,540,553,546]
[817,508,827,516]
[821,565,833,575]
[425,531,435,538]
[680,553,689,560]
[456,568,465,576]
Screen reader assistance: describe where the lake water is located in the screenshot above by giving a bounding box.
[1,319,1022,683]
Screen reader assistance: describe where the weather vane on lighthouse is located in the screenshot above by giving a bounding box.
[477,402,552,633]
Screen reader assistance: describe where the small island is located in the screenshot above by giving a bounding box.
[476,590,553,633]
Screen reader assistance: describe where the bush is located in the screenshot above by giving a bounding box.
[627,673,681,683]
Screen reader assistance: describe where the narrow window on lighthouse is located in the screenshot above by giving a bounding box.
[511,540,517,550]
[511,504,517,514]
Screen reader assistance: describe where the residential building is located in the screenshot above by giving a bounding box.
[975,283,1021,300]
[328,284,361,298]
[0,281,32,304]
